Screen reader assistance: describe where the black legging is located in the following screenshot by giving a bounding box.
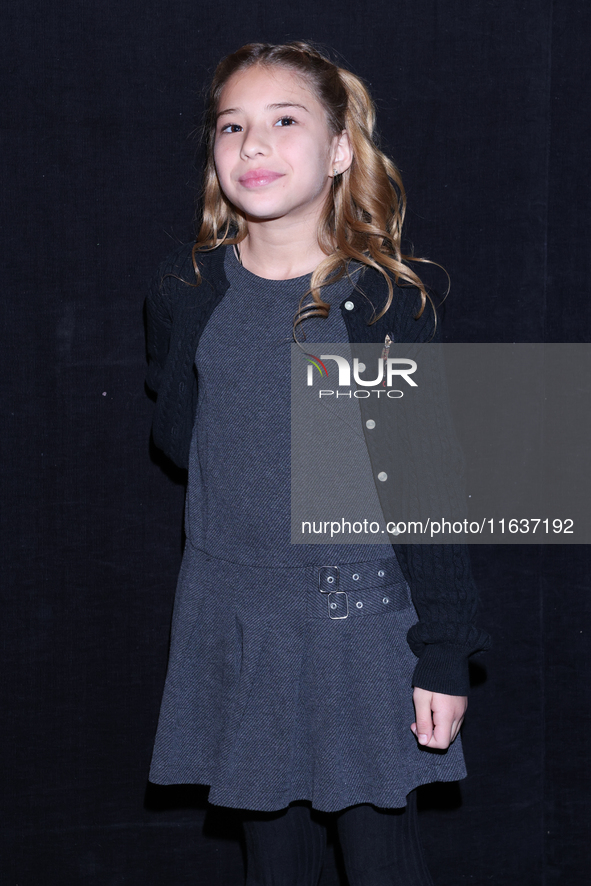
[241,790,434,886]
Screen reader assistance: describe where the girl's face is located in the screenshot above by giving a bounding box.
[213,64,350,229]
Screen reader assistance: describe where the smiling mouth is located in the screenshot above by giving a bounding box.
[238,170,284,188]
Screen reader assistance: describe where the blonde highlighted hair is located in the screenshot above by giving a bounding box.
[193,41,441,335]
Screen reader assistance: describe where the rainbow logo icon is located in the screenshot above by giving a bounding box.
[304,353,329,377]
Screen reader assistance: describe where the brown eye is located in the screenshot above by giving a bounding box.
[275,116,296,127]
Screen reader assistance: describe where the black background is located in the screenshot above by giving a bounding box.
[3,1,590,883]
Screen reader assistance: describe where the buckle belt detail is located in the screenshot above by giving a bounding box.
[311,560,411,620]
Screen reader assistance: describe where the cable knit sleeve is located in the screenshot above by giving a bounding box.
[393,288,491,695]
[345,280,491,696]
[394,544,491,695]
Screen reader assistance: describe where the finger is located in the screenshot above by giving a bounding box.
[432,709,465,748]
[412,690,434,746]
[428,694,468,748]
[431,721,453,749]
[410,722,429,742]
[430,705,455,749]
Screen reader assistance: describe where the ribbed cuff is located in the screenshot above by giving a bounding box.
[411,643,471,696]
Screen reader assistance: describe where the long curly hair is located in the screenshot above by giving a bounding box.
[192,41,440,336]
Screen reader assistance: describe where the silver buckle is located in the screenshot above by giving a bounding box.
[328,591,349,619]
[318,566,348,619]
[318,565,339,593]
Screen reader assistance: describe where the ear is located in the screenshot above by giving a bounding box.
[331,130,353,176]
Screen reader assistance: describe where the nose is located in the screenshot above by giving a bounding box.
[239,123,270,160]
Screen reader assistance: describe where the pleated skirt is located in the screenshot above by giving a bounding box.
[149,543,467,813]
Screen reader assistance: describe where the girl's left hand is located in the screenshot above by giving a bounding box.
[410,688,467,750]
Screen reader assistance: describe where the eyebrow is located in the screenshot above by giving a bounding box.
[216,102,310,120]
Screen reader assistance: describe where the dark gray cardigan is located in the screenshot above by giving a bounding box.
[145,242,491,695]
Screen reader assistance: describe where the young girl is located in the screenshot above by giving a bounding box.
[146,42,490,886]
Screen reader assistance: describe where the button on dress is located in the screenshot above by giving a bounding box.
[149,246,467,812]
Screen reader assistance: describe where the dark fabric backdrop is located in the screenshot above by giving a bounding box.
[2,1,590,883]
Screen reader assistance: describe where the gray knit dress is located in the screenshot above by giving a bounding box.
[148,246,467,812]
